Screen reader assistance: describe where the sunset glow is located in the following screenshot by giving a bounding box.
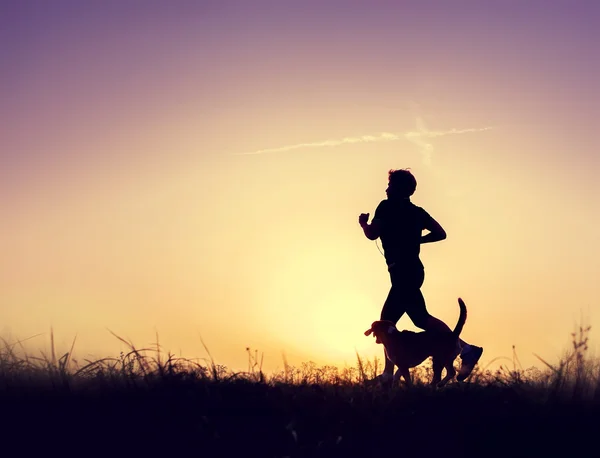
[1,1,599,374]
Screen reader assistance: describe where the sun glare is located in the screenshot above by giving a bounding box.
[308,290,380,362]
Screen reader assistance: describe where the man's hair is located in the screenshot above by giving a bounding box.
[388,169,417,197]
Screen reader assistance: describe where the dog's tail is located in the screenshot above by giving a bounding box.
[452,298,467,338]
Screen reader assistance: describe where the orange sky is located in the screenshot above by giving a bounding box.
[1,2,599,374]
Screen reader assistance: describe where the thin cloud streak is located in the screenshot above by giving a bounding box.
[235,125,493,162]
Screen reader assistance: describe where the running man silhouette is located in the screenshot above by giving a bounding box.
[359,168,483,382]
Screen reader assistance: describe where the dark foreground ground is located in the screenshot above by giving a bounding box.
[3,376,599,458]
[3,326,598,457]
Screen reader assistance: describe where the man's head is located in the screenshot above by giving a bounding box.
[386,169,417,200]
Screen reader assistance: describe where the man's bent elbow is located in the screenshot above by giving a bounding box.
[363,226,379,240]
[431,230,446,242]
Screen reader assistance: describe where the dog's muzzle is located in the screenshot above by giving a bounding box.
[364,328,382,344]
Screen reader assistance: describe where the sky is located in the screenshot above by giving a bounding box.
[1,0,599,374]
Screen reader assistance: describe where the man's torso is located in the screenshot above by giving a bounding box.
[373,199,429,270]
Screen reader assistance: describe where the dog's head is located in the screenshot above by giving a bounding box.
[364,320,397,344]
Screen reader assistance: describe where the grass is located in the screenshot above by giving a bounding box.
[1,327,599,457]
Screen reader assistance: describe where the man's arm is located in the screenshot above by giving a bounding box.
[359,212,381,240]
[360,216,381,240]
[359,201,386,240]
[421,214,447,244]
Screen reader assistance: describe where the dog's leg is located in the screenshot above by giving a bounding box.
[431,360,443,387]
[394,366,411,387]
[438,363,456,387]
[393,367,402,384]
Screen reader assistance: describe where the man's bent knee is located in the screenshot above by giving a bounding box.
[423,315,453,333]
[410,312,431,330]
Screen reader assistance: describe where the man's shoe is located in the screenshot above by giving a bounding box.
[457,346,483,381]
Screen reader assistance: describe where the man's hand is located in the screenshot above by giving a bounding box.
[359,213,380,240]
[358,213,370,227]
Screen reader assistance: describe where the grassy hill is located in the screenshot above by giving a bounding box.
[2,327,598,457]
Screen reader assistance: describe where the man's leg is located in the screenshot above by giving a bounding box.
[406,283,484,380]
[402,270,451,333]
[424,315,468,349]
[376,267,424,380]
[421,314,463,358]
[377,284,405,380]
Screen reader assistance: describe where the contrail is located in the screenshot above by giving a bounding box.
[405,118,493,165]
[235,123,493,163]
[236,132,401,156]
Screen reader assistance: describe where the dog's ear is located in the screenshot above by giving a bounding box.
[364,328,373,336]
